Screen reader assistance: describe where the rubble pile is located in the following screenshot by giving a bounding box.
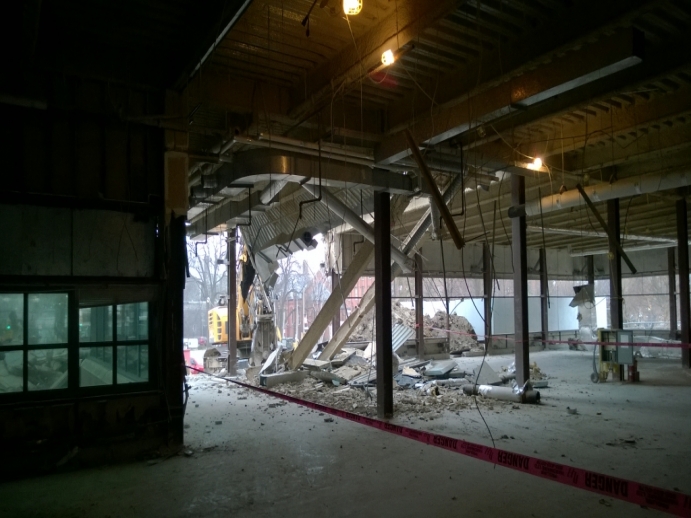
[350,301,480,353]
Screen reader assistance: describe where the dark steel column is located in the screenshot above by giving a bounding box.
[415,252,424,358]
[374,192,393,418]
[668,248,678,339]
[608,199,623,329]
[167,214,186,445]
[677,198,690,368]
[483,243,492,351]
[331,269,341,338]
[511,175,529,385]
[227,227,237,376]
[587,255,595,286]
[539,248,549,347]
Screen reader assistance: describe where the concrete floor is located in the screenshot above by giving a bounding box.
[1,350,689,518]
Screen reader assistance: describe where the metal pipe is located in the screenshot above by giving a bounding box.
[462,384,541,403]
[509,171,691,218]
[301,184,412,272]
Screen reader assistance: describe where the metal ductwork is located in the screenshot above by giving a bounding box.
[509,170,691,218]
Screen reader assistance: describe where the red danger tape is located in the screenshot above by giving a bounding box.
[186,365,691,516]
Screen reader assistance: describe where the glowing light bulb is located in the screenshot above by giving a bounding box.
[343,0,362,15]
[528,157,542,170]
[381,49,395,66]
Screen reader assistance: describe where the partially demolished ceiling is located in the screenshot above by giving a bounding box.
[184,0,691,263]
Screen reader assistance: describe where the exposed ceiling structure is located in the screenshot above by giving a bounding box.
[181,0,691,265]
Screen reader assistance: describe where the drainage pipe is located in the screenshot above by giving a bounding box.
[509,171,691,218]
[462,384,540,403]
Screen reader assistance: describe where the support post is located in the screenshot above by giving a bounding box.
[587,255,595,286]
[539,248,549,348]
[511,175,529,385]
[227,227,237,376]
[483,243,492,351]
[415,252,424,358]
[668,247,678,339]
[608,199,623,329]
[331,269,341,338]
[167,214,186,445]
[374,192,393,418]
[677,198,690,368]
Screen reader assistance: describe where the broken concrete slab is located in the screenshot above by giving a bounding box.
[424,360,457,377]
[331,365,362,381]
[471,364,503,386]
[260,370,308,388]
[302,359,332,371]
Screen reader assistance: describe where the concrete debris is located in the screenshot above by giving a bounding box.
[502,361,549,381]
[349,301,481,353]
[303,359,332,371]
[423,360,457,377]
[470,364,502,386]
[259,370,309,387]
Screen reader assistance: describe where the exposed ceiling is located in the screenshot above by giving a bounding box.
[150,0,691,261]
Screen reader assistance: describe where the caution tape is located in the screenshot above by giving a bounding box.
[424,325,691,349]
[185,364,691,516]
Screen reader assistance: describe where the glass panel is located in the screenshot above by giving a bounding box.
[0,294,24,347]
[117,345,149,384]
[117,303,148,341]
[79,306,113,343]
[28,293,68,345]
[28,348,68,391]
[0,350,23,393]
[79,347,113,387]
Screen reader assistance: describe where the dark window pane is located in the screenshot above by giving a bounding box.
[79,306,113,343]
[28,348,68,390]
[28,294,68,345]
[79,347,114,387]
[0,294,24,347]
[117,303,148,341]
[0,350,23,393]
[117,345,149,384]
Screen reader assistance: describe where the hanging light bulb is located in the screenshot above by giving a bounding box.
[528,157,543,170]
[343,0,362,15]
[381,49,395,66]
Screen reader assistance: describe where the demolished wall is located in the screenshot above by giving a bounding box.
[349,301,480,352]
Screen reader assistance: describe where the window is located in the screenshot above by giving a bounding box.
[79,302,150,387]
[0,293,69,393]
[0,293,151,395]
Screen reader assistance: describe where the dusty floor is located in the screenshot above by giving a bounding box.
[1,350,689,518]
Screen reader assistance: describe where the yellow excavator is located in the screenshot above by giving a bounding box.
[204,244,281,372]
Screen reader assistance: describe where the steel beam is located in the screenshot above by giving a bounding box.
[587,256,595,286]
[608,199,624,329]
[539,248,549,346]
[374,192,393,418]
[677,198,690,368]
[331,269,341,339]
[415,252,424,359]
[483,243,492,351]
[290,242,374,369]
[302,184,412,272]
[375,29,643,165]
[512,175,530,385]
[669,247,678,340]
[227,227,238,376]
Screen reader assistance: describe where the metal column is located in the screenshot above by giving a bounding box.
[608,199,624,329]
[415,252,424,359]
[331,269,341,338]
[539,248,549,347]
[587,256,595,286]
[677,198,690,368]
[374,192,393,418]
[483,243,492,351]
[167,214,186,445]
[511,175,530,385]
[227,227,237,376]
[668,248,678,340]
